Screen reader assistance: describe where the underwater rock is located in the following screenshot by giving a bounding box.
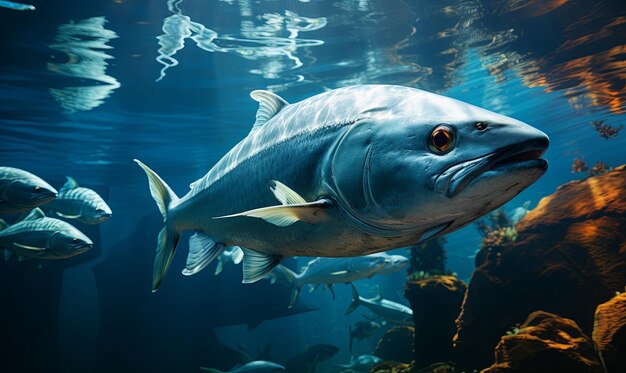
[374,326,415,364]
[405,276,466,369]
[454,165,626,371]
[482,311,603,373]
[372,361,455,373]
[593,292,626,372]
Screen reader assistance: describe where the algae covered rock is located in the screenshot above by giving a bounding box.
[482,311,603,373]
[454,165,626,371]
[374,326,415,363]
[405,276,466,368]
[593,292,626,372]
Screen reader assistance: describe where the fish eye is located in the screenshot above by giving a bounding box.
[72,238,79,243]
[34,186,41,192]
[430,125,454,153]
[475,122,488,131]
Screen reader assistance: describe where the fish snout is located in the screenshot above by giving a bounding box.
[34,186,58,202]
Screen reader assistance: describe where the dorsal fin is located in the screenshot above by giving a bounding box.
[20,208,45,222]
[61,176,78,192]
[250,90,288,131]
[189,178,201,190]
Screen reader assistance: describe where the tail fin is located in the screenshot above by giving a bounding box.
[346,284,361,314]
[134,159,180,292]
[278,265,303,308]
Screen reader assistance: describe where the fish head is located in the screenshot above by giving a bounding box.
[327,86,548,238]
[362,254,388,271]
[82,198,112,224]
[381,254,408,272]
[48,221,93,257]
[5,177,57,208]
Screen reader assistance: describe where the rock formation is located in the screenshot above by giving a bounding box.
[374,326,415,364]
[593,292,626,372]
[482,311,603,372]
[405,276,466,368]
[454,165,626,371]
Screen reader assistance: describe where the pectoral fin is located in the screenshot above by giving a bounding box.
[213,181,331,227]
[241,248,281,283]
[55,211,82,219]
[215,201,330,227]
[13,242,46,251]
[182,233,224,276]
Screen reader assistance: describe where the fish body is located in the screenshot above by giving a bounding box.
[0,167,57,214]
[346,284,412,325]
[46,177,112,224]
[337,355,382,372]
[135,85,549,290]
[201,360,285,373]
[0,208,92,260]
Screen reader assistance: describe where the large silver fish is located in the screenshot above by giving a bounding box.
[0,208,93,260]
[346,284,413,325]
[46,176,112,224]
[0,167,57,214]
[272,253,409,306]
[135,85,548,291]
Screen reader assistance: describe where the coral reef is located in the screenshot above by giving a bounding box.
[372,361,454,373]
[454,165,626,371]
[373,326,415,364]
[482,311,604,373]
[587,161,610,177]
[593,291,626,372]
[408,237,447,277]
[571,158,588,173]
[591,120,623,140]
[405,276,466,369]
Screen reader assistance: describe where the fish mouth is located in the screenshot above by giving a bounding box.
[71,243,93,252]
[436,137,548,198]
[95,212,112,221]
[35,190,57,202]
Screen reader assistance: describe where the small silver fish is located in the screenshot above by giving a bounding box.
[200,361,285,373]
[0,208,93,260]
[336,355,382,372]
[271,253,408,306]
[46,176,112,224]
[0,167,57,214]
[346,284,413,325]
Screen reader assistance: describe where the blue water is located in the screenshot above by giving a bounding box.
[1,0,625,372]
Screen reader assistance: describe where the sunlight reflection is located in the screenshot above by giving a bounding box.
[155,0,326,88]
[47,16,120,113]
